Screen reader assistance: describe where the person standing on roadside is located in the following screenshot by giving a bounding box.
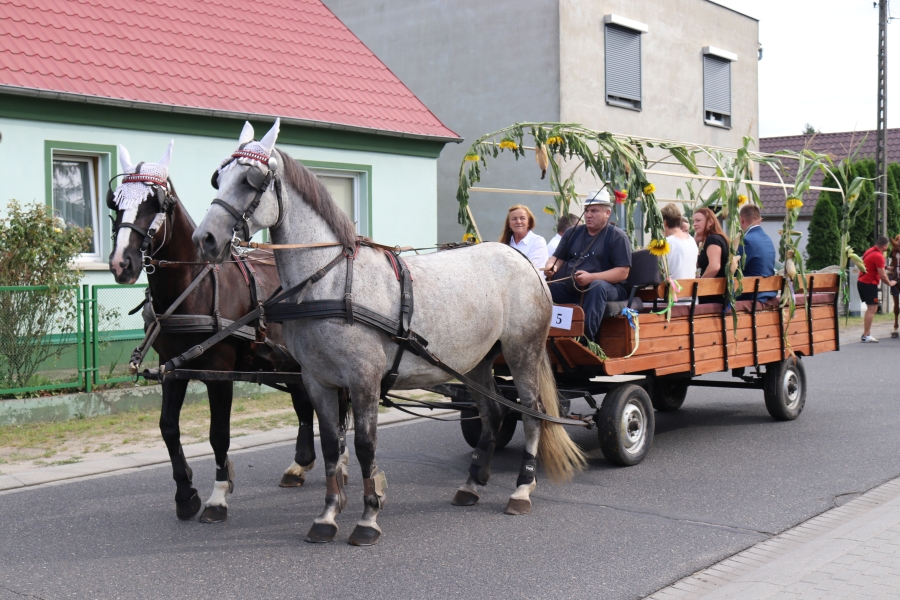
[891,235,900,338]
[858,235,897,343]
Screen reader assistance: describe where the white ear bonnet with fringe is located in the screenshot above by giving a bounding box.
[112,141,173,210]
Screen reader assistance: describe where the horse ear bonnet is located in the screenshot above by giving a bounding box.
[211,170,219,190]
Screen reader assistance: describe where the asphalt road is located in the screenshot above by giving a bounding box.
[1,338,898,600]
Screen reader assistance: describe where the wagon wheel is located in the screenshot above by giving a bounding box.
[454,397,518,450]
[763,357,806,421]
[597,384,655,466]
[650,376,690,412]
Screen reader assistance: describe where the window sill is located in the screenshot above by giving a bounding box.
[704,120,732,130]
[70,260,110,271]
[606,99,642,112]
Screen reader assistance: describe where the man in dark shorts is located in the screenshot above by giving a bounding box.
[545,188,632,342]
[857,235,896,343]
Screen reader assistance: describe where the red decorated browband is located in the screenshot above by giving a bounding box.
[122,174,168,187]
[232,149,272,164]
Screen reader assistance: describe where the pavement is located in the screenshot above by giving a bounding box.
[0,328,899,600]
[0,406,454,492]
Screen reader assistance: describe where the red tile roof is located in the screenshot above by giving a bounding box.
[0,0,459,141]
[758,129,900,216]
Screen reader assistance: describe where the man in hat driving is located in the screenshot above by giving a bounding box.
[545,188,632,342]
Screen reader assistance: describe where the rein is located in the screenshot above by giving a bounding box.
[162,240,588,428]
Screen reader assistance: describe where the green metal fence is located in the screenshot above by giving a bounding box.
[0,284,157,398]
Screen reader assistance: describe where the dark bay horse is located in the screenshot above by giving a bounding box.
[108,142,348,523]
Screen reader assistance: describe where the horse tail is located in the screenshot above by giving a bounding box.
[537,351,586,482]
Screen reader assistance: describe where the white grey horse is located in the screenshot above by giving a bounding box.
[192,120,585,545]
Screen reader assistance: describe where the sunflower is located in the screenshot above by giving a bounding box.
[547,136,564,145]
[543,206,556,215]
[785,196,803,210]
[464,154,479,162]
[648,239,670,256]
[643,183,656,195]
[737,194,748,206]
[613,189,628,204]
[463,232,477,242]
[498,138,518,151]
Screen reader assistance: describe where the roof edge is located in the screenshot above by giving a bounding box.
[0,84,463,145]
[703,1,759,22]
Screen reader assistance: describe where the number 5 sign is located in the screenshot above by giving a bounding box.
[551,306,574,330]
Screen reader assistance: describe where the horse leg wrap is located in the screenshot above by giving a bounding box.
[294,423,316,468]
[326,472,348,512]
[363,470,388,510]
[469,440,495,486]
[516,452,537,487]
[215,459,235,494]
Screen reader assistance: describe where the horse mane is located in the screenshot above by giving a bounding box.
[276,149,357,248]
[167,179,197,229]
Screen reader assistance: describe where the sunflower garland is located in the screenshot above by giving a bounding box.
[785,196,803,210]
[648,239,670,257]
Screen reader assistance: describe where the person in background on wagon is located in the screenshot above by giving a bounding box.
[890,235,900,338]
[547,214,580,256]
[661,203,698,280]
[545,188,632,342]
[858,235,897,343]
[737,203,777,302]
[693,207,729,304]
[500,204,548,276]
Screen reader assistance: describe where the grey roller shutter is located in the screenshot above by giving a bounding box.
[703,55,731,115]
[605,24,641,109]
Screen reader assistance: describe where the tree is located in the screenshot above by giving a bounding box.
[803,124,820,135]
[806,192,840,269]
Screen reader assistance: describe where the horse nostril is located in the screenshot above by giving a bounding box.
[202,232,218,254]
[120,257,132,272]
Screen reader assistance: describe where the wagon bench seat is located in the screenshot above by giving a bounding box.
[528,273,840,378]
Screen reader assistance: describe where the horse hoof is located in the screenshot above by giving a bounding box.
[305,522,338,543]
[176,493,202,520]
[451,490,480,506]
[279,472,306,488]
[198,505,228,523]
[348,525,381,546]
[504,498,532,515]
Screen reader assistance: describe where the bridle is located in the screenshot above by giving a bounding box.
[210,145,285,248]
[108,165,174,275]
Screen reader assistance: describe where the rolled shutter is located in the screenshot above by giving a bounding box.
[703,55,731,116]
[605,25,642,107]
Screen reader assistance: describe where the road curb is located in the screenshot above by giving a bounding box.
[645,473,900,599]
[0,407,454,493]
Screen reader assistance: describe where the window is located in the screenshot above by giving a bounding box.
[703,48,736,129]
[45,142,115,265]
[604,15,647,111]
[53,155,101,259]
[306,162,371,237]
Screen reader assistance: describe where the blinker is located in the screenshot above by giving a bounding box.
[246,166,267,191]
[106,188,116,210]
[210,170,219,190]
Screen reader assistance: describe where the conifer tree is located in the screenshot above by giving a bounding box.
[806,192,840,269]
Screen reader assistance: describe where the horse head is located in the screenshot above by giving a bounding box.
[194,120,282,263]
[108,141,175,284]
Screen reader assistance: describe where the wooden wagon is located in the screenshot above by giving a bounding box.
[435,271,840,467]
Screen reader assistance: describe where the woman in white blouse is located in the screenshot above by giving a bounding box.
[661,203,699,280]
[500,204,548,276]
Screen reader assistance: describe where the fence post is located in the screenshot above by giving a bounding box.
[81,284,93,393]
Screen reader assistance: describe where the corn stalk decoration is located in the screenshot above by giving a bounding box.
[455,123,857,332]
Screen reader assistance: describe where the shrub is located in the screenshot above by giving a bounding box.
[806,192,840,270]
[0,201,91,390]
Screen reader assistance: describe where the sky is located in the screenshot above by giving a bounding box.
[714,0,900,137]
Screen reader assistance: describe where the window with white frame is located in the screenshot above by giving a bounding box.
[604,15,648,111]
[52,154,102,260]
[703,47,736,128]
